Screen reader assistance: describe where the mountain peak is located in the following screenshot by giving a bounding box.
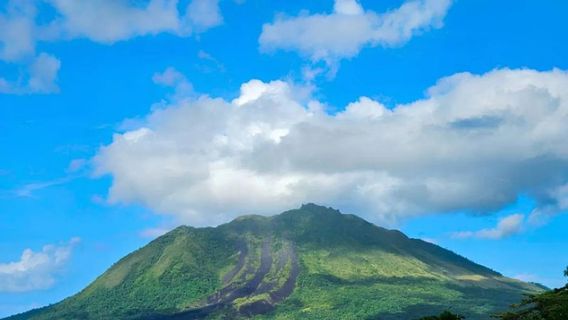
[299,202,342,214]
[7,205,544,320]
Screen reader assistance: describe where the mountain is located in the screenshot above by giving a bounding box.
[6,204,543,320]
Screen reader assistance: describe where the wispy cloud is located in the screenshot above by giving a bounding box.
[152,67,194,100]
[66,158,88,173]
[13,157,90,197]
[196,50,225,73]
[14,176,73,198]
[90,194,108,206]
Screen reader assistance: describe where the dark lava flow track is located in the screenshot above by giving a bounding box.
[145,238,299,320]
[221,241,248,285]
[239,244,301,317]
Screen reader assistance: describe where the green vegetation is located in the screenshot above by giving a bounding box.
[256,253,532,320]
[494,268,568,320]
[234,293,272,309]
[259,241,292,288]
[5,204,544,320]
[8,227,238,320]
[496,286,568,320]
[418,311,465,320]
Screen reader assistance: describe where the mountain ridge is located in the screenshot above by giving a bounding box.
[6,204,542,320]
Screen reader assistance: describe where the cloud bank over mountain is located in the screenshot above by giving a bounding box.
[95,68,568,226]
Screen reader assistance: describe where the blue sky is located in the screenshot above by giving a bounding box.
[1,0,568,317]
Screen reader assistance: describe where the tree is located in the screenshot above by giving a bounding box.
[495,286,568,320]
[494,268,568,319]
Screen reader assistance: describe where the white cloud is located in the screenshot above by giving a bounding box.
[0,0,36,61]
[0,0,224,56]
[338,97,387,120]
[259,0,452,64]
[43,0,223,43]
[27,53,61,93]
[0,52,61,94]
[452,214,525,240]
[334,0,365,16]
[95,68,568,226]
[45,0,180,43]
[183,0,223,32]
[152,67,194,99]
[0,238,80,292]
[153,67,187,87]
[527,184,568,226]
[0,0,223,95]
[196,50,225,73]
[0,1,61,94]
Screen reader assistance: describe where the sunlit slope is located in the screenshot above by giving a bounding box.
[6,204,542,320]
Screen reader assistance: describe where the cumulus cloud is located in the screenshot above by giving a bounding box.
[95,68,568,226]
[0,0,223,95]
[44,0,180,42]
[452,214,525,240]
[41,0,223,43]
[259,0,452,64]
[0,238,79,292]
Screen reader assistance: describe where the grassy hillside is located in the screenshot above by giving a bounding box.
[6,204,543,320]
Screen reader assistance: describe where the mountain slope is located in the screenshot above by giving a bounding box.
[7,204,543,320]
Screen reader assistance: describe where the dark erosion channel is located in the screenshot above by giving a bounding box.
[144,238,300,320]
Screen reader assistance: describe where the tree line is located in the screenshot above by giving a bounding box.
[419,266,568,320]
